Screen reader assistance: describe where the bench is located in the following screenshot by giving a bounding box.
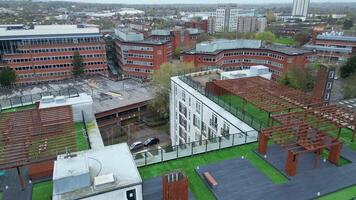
[203,172,218,188]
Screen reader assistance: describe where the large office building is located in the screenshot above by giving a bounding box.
[181,39,314,80]
[306,31,356,62]
[237,17,267,33]
[0,24,108,85]
[292,0,310,17]
[114,28,172,80]
[150,28,199,52]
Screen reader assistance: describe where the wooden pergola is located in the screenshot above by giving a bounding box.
[272,105,356,142]
[258,121,342,176]
[206,76,324,125]
[0,105,78,188]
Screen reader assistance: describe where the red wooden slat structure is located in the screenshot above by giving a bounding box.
[0,105,77,170]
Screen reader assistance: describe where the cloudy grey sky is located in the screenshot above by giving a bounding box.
[40,0,356,4]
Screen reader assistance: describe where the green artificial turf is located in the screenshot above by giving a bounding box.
[1,104,35,113]
[75,122,89,151]
[317,185,356,200]
[274,37,296,45]
[139,143,287,200]
[32,181,53,200]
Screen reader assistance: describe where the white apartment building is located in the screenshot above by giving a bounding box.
[170,69,258,146]
[292,0,310,17]
[214,8,256,32]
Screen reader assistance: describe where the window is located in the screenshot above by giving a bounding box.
[182,90,186,102]
[196,102,201,114]
[193,114,200,129]
[179,102,187,117]
[329,71,335,79]
[326,82,332,90]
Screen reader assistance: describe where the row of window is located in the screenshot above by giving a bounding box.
[9,54,105,63]
[203,51,286,63]
[20,37,101,46]
[124,53,153,59]
[126,67,154,73]
[122,45,153,52]
[223,58,283,68]
[126,60,153,66]
[15,61,107,71]
[17,68,107,78]
[17,45,104,54]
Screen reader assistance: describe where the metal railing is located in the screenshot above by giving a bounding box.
[178,68,268,131]
[0,87,79,111]
[133,130,258,167]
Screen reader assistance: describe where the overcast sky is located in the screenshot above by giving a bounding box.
[39,0,356,4]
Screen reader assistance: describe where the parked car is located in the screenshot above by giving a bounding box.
[144,137,160,147]
[130,141,144,151]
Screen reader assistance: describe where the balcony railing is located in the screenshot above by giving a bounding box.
[133,130,258,167]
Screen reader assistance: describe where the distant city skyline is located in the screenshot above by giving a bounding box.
[35,0,356,4]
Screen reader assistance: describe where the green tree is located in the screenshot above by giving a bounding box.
[150,62,194,118]
[72,51,85,76]
[174,48,182,60]
[343,74,356,98]
[277,65,315,92]
[294,31,310,46]
[197,32,213,43]
[340,56,356,79]
[266,11,276,23]
[0,67,16,86]
[343,18,354,30]
[255,31,276,44]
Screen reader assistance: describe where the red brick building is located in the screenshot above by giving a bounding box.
[182,39,314,80]
[306,30,356,62]
[0,24,108,85]
[150,28,199,52]
[184,20,208,33]
[114,28,172,80]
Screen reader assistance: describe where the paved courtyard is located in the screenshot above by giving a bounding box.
[196,144,356,200]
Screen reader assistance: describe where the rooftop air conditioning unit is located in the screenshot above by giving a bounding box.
[94,173,115,190]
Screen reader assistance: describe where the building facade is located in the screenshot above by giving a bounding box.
[150,28,199,52]
[0,24,108,85]
[114,28,172,80]
[182,39,314,80]
[170,70,258,146]
[292,0,310,17]
[306,31,356,62]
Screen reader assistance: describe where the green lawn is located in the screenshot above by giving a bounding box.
[1,104,35,113]
[317,185,356,200]
[32,181,53,200]
[75,122,89,151]
[0,192,2,200]
[274,37,296,45]
[139,143,287,200]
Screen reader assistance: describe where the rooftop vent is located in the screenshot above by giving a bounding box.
[94,173,115,190]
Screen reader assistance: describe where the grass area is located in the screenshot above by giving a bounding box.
[139,143,287,200]
[75,122,89,151]
[0,192,2,200]
[1,104,35,113]
[321,149,351,166]
[32,181,53,200]
[317,185,356,200]
[273,37,296,45]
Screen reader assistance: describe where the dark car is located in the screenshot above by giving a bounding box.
[144,137,160,147]
[129,141,144,151]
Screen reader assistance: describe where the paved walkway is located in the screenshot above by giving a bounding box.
[196,145,356,200]
[86,120,105,150]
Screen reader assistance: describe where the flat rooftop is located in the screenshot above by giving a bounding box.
[184,39,311,56]
[0,76,154,115]
[317,34,356,42]
[53,143,142,200]
[0,25,100,40]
